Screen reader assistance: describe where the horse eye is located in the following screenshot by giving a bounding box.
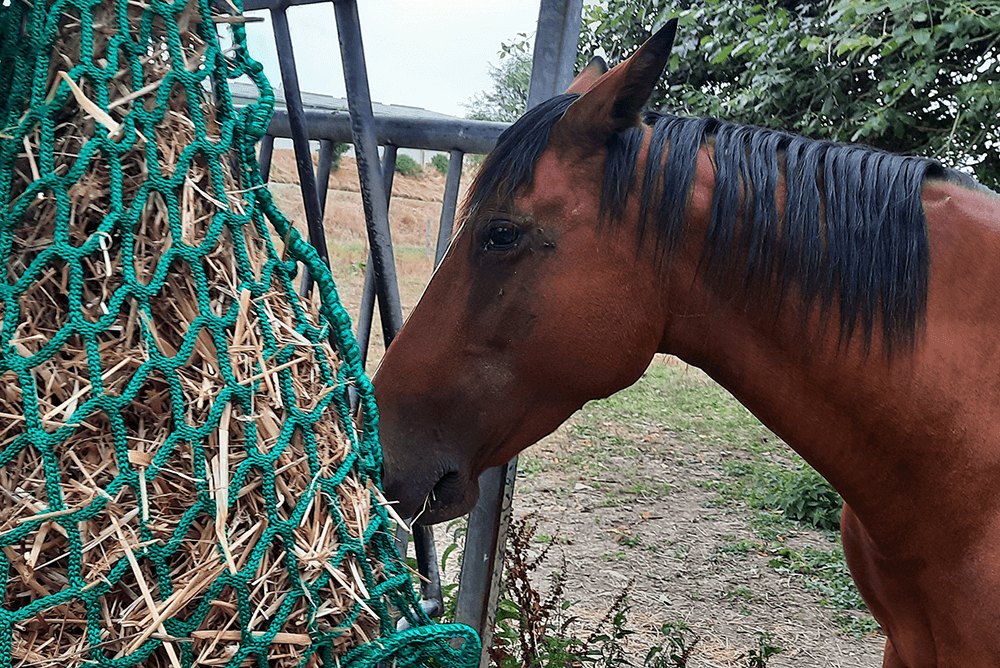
[485,222,520,250]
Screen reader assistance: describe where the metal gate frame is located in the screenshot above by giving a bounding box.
[237,1,582,665]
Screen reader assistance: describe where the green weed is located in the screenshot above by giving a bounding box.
[437,518,467,620]
[715,540,763,558]
[725,587,754,601]
[643,621,699,667]
[763,466,842,532]
[671,543,691,559]
[738,631,783,667]
[834,611,882,638]
[768,545,866,610]
[618,534,642,548]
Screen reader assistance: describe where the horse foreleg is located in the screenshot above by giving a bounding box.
[882,637,908,668]
[841,503,912,668]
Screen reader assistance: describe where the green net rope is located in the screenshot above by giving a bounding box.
[0,0,479,665]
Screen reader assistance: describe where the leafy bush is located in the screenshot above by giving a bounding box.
[330,142,350,171]
[573,0,1000,189]
[394,153,422,176]
[763,466,843,532]
[431,153,450,175]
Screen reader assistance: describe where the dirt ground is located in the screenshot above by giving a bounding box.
[268,151,886,667]
[511,406,885,667]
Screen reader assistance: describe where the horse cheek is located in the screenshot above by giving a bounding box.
[524,262,659,406]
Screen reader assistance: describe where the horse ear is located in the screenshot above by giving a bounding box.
[565,56,609,94]
[555,19,677,146]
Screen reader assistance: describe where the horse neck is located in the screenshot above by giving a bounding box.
[649,151,994,548]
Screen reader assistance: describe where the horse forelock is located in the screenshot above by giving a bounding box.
[466,93,580,216]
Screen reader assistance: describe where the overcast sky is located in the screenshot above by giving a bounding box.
[244,1,545,118]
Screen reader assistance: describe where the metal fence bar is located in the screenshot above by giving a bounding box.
[300,137,338,295]
[266,109,507,155]
[315,138,335,213]
[258,133,275,180]
[413,525,443,617]
[434,149,464,265]
[331,2,447,625]
[454,462,519,666]
[333,0,404,344]
[453,2,583,665]
[528,0,585,102]
[381,145,398,201]
[269,4,330,273]
[243,0,330,10]
[356,144,398,370]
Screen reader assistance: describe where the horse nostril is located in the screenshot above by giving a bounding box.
[430,471,462,504]
[408,469,480,525]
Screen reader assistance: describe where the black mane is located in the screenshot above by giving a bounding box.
[469,93,958,352]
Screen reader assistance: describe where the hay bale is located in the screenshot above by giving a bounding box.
[0,0,433,665]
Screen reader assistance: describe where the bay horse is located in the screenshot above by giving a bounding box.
[372,21,1000,667]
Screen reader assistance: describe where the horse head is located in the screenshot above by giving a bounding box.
[373,22,678,524]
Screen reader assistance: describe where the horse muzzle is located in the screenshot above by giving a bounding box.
[382,464,480,525]
[372,341,487,524]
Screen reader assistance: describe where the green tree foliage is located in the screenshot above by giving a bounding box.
[330,142,351,171]
[464,35,533,122]
[394,153,423,176]
[431,153,450,175]
[577,0,1000,188]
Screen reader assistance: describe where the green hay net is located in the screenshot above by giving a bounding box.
[0,0,479,665]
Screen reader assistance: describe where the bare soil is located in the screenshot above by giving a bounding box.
[511,397,886,667]
[268,152,886,667]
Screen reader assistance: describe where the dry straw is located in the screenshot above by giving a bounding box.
[0,0,441,665]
